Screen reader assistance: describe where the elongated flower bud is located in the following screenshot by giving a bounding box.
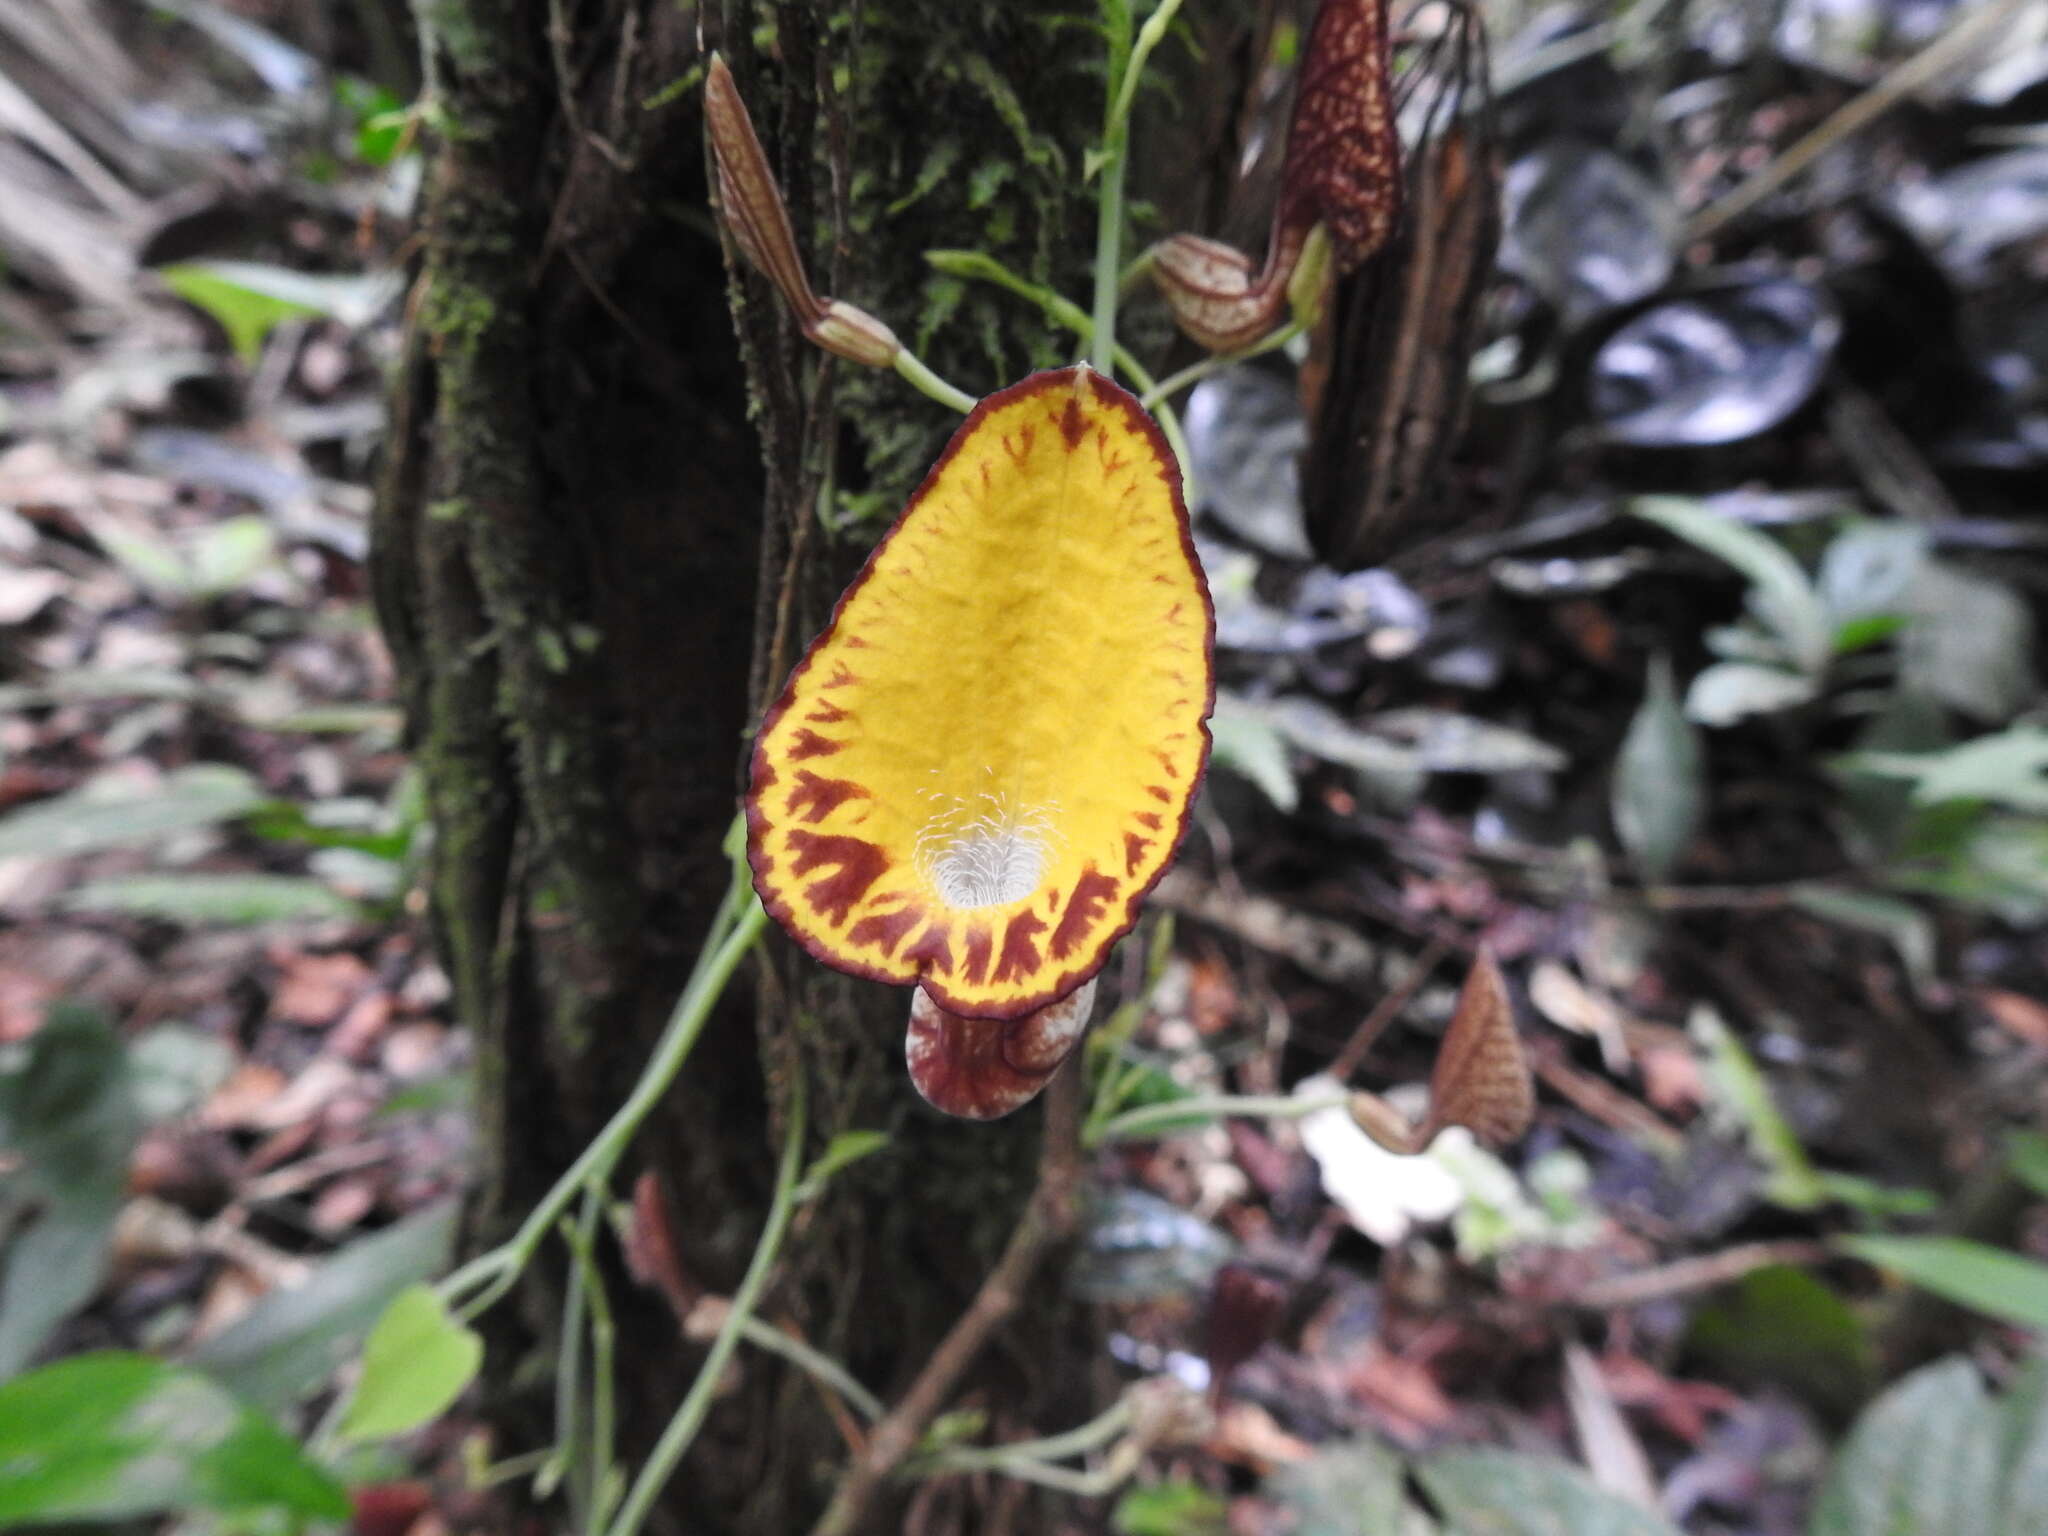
[1278,0,1402,273]
[704,53,824,326]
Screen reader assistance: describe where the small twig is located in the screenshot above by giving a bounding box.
[807,1062,1087,1536]
[1686,0,2031,241]
[1088,1091,1352,1147]
[1565,1241,1831,1310]
[1329,938,1450,1083]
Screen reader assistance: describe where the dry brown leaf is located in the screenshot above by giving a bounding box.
[1974,987,2048,1050]
[1422,946,1533,1148]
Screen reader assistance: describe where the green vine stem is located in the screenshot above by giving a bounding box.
[1141,318,1305,409]
[1089,0,1136,372]
[893,348,979,414]
[924,250,1200,499]
[604,1064,808,1536]
[1086,1090,1352,1148]
[438,818,768,1322]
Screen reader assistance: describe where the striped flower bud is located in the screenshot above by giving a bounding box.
[704,53,825,327]
[1148,232,1296,354]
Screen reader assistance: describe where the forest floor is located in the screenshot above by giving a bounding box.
[2,2,2047,1534]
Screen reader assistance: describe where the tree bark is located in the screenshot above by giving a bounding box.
[371,2,1242,1531]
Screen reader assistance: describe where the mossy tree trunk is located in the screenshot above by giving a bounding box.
[371,1,1246,1531]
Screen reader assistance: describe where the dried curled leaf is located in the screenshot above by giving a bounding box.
[1350,946,1533,1153]
[747,366,1214,1020]
[905,978,1096,1119]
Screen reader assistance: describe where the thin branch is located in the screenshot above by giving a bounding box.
[806,1061,1088,1536]
[1686,0,2030,241]
[1565,1241,1830,1310]
[1328,937,1449,1083]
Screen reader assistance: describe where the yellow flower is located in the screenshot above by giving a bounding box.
[747,365,1213,1111]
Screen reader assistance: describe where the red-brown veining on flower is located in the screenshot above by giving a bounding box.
[847,904,923,958]
[905,979,1096,1120]
[785,770,867,823]
[960,926,994,986]
[1134,811,1163,831]
[993,910,1048,983]
[822,663,859,689]
[1058,394,1087,449]
[901,923,956,977]
[785,728,842,761]
[1124,833,1151,874]
[784,830,889,924]
[1050,867,1119,961]
[805,700,850,725]
[1146,784,1172,803]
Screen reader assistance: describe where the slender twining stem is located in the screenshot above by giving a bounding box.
[1087,1090,1352,1147]
[737,1315,885,1423]
[1110,0,1186,137]
[1088,1,1136,372]
[893,349,978,414]
[553,1190,619,1529]
[807,1062,1088,1536]
[439,824,767,1321]
[1141,318,1304,409]
[920,1395,1134,1473]
[925,250,1201,498]
[605,1068,808,1536]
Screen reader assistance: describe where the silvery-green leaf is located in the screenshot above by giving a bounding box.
[1632,497,1829,673]
[1612,655,1702,881]
[1685,662,1817,726]
[1901,561,2037,723]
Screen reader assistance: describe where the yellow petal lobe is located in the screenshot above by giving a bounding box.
[747,366,1214,1019]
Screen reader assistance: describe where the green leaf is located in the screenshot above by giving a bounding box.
[128,1024,237,1122]
[1631,496,1830,673]
[1685,661,1817,726]
[0,764,263,860]
[159,261,403,361]
[1692,1005,1824,1210]
[1365,708,1566,773]
[160,264,322,362]
[1683,1265,1872,1418]
[188,1202,458,1413]
[1818,521,1927,633]
[797,1130,890,1199]
[1112,1480,1229,1535]
[1809,1357,2002,1536]
[1789,886,1936,997]
[0,1352,348,1522]
[1416,1448,1681,1535]
[336,1284,482,1443]
[1839,730,2048,813]
[1902,561,2037,723]
[62,873,364,925]
[1208,692,1299,812]
[2007,1131,2048,1200]
[0,1004,140,1376]
[1837,1235,2048,1333]
[1270,1437,1412,1535]
[1613,654,1702,881]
